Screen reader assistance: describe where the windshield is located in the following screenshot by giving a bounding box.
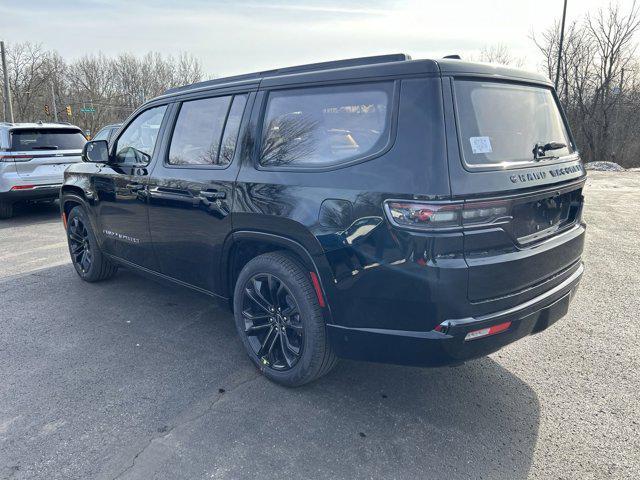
[455,80,573,168]
[10,128,86,151]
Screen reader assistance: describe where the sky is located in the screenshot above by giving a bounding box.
[0,0,624,77]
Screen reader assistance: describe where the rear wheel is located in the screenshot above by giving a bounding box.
[233,252,337,387]
[0,201,13,219]
[66,206,117,282]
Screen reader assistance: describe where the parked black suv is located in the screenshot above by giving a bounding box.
[61,54,586,386]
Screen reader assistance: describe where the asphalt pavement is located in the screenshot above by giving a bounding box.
[0,172,638,479]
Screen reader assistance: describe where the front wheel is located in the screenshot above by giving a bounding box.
[233,252,337,387]
[66,206,118,282]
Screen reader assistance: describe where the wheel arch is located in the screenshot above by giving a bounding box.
[221,231,333,320]
[60,187,102,245]
[60,186,88,215]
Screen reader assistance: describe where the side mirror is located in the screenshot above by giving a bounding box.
[82,140,109,163]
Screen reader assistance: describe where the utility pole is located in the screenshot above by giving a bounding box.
[50,82,58,122]
[1,40,14,123]
[555,0,568,92]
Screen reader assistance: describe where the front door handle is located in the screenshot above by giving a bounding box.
[198,190,226,200]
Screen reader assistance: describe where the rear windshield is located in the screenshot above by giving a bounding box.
[455,80,573,168]
[10,128,86,151]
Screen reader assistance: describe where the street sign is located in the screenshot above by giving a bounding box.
[80,107,96,113]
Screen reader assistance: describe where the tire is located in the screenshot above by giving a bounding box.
[0,201,13,219]
[66,205,118,282]
[233,252,338,387]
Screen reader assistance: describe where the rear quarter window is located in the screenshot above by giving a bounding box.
[454,80,573,168]
[259,82,394,168]
[10,128,86,151]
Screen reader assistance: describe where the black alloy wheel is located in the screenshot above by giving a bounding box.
[64,204,117,282]
[233,251,338,386]
[241,273,304,371]
[68,215,93,274]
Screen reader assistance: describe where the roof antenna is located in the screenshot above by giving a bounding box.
[443,54,462,60]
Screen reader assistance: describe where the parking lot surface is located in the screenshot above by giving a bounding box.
[0,172,639,480]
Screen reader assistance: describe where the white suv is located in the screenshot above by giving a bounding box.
[0,122,86,218]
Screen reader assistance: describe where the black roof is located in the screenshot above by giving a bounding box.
[163,54,412,96]
[436,58,550,85]
[158,53,551,100]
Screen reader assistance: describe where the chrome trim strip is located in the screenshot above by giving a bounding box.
[28,184,63,190]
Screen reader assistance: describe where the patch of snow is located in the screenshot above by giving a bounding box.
[584,161,626,172]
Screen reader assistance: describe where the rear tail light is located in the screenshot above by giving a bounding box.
[384,201,461,230]
[11,185,36,190]
[384,199,511,231]
[0,154,33,162]
[461,201,511,226]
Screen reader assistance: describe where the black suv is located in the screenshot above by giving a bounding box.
[61,54,586,386]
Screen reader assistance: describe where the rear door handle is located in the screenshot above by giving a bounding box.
[198,190,226,200]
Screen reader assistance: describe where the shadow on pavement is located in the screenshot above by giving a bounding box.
[0,264,540,480]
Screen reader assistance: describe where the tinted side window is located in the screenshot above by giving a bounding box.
[168,95,235,166]
[259,82,393,168]
[219,95,248,165]
[115,105,167,165]
[92,128,110,141]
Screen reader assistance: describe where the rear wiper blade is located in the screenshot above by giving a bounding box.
[30,145,59,150]
[532,141,566,160]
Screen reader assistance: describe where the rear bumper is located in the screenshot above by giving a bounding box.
[0,184,62,202]
[327,262,583,367]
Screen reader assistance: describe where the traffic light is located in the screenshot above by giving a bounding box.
[44,104,50,115]
[66,105,72,117]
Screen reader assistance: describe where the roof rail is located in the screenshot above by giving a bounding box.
[443,54,462,60]
[164,53,412,95]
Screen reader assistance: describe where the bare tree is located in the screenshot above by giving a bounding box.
[68,53,121,134]
[5,42,49,122]
[0,42,205,135]
[586,1,640,163]
[45,51,69,121]
[534,1,640,167]
[479,43,525,68]
[176,52,203,86]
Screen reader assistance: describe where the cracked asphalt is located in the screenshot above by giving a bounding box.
[0,172,639,480]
